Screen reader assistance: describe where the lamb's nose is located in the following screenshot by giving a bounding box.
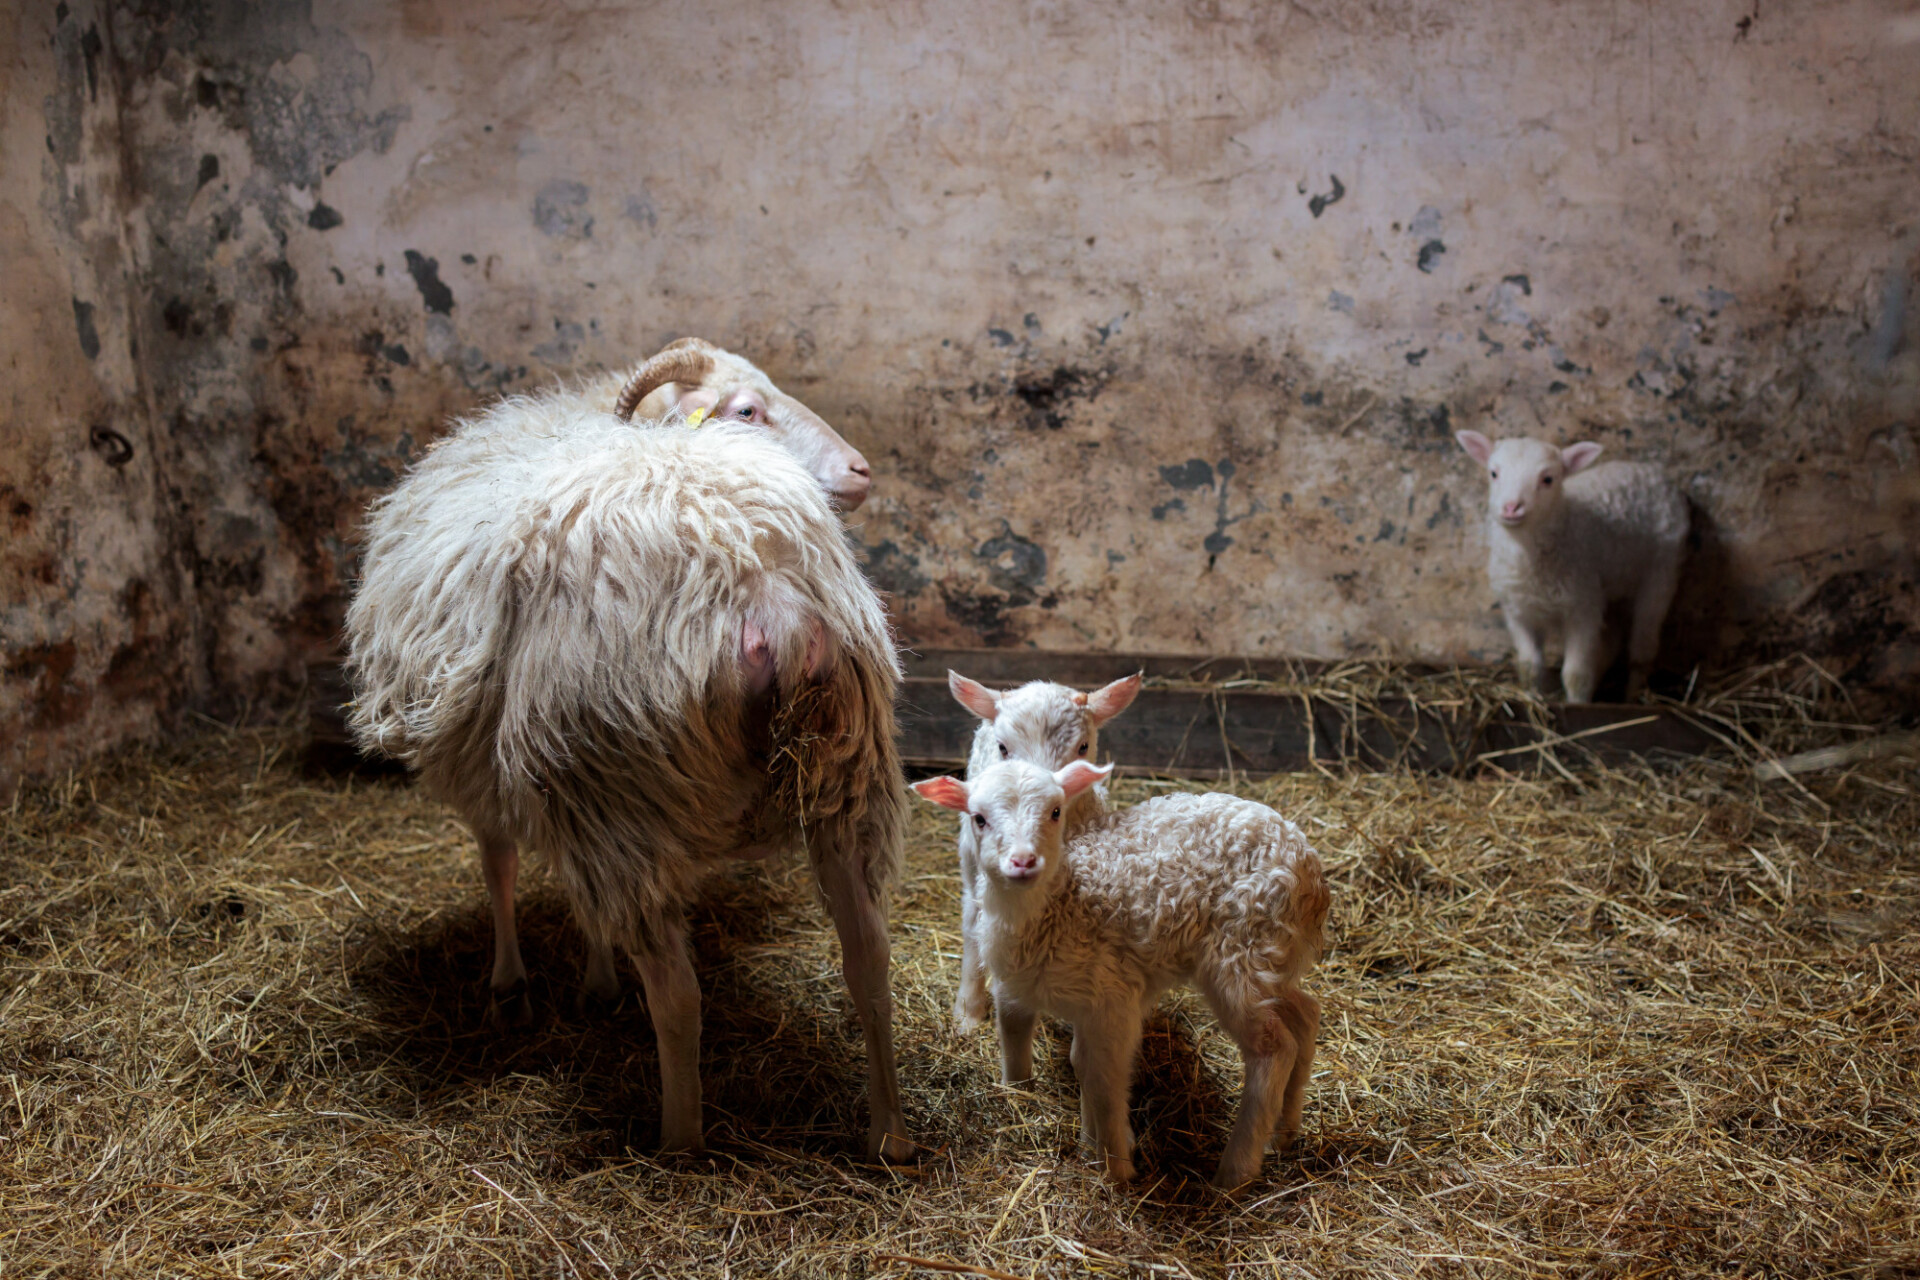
[1501,500,1525,519]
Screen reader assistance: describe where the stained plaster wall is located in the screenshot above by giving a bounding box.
[3,0,1917,790]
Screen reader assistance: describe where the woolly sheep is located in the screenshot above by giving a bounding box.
[346,340,912,1161]
[944,672,1141,1032]
[1456,431,1689,703]
[912,762,1330,1188]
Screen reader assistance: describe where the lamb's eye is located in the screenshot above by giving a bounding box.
[1490,468,1499,479]
[997,742,1009,759]
[1541,474,1553,486]
[1050,807,1061,822]
[973,813,987,830]
[1076,741,1088,756]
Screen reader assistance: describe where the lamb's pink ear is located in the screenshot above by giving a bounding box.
[1053,761,1113,798]
[1086,673,1142,727]
[948,671,1001,722]
[1456,430,1494,465]
[1562,442,1603,474]
[910,775,971,812]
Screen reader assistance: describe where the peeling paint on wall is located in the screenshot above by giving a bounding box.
[2,0,1918,790]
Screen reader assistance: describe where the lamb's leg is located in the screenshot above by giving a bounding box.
[953,836,989,1033]
[1626,564,1681,701]
[1505,614,1548,694]
[1561,606,1606,704]
[995,988,1038,1085]
[814,852,914,1162]
[631,915,704,1153]
[1212,1000,1302,1189]
[1074,1012,1142,1183]
[478,831,532,1029]
[1274,988,1321,1152]
[576,938,621,1013]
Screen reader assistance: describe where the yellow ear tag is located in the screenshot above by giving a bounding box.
[685,406,710,429]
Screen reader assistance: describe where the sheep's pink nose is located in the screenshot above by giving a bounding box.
[834,458,873,510]
[1500,500,1526,520]
[1007,850,1037,872]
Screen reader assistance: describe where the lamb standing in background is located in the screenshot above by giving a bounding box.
[944,672,1141,1032]
[1456,431,1689,703]
[913,762,1329,1189]
[346,340,912,1161]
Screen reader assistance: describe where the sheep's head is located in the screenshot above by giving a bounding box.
[614,338,873,510]
[948,672,1141,771]
[1456,430,1602,530]
[912,760,1111,891]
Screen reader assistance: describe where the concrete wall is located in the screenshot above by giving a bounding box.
[4,0,1918,789]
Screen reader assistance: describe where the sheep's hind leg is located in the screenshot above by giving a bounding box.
[1212,1000,1302,1190]
[814,848,915,1163]
[1626,563,1681,701]
[479,830,532,1030]
[632,914,704,1153]
[953,840,989,1033]
[1273,989,1321,1153]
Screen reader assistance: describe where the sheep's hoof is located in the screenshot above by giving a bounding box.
[951,1005,984,1036]
[573,979,621,1018]
[485,980,534,1031]
[879,1128,921,1166]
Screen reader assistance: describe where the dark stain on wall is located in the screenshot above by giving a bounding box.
[402,251,453,314]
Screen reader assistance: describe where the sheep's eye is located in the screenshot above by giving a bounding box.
[997,742,1009,759]
[1050,807,1061,822]
[973,813,987,829]
[1541,474,1553,486]
[1076,741,1088,756]
[1490,468,1499,479]
[736,404,757,420]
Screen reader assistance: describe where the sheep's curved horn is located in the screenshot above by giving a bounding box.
[613,344,716,421]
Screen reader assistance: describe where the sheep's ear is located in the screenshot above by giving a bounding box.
[911,776,971,811]
[1087,673,1142,727]
[948,671,1001,721]
[1562,442,1603,474]
[1054,761,1113,798]
[1456,430,1494,465]
[675,387,719,417]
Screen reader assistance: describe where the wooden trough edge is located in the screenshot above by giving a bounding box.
[304,655,1719,779]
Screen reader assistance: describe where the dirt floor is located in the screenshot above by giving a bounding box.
[1,671,1916,1278]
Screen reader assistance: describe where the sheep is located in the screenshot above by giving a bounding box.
[944,671,1141,1032]
[1455,431,1689,703]
[912,761,1330,1188]
[345,339,913,1161]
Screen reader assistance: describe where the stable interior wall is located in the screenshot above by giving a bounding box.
[3,0,1917,791]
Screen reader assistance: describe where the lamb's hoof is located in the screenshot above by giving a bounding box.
[1105,1159,1136,1185]
[1211,1160,1260,1191]
[485,980,533,1031]
[951,1007,984,1036]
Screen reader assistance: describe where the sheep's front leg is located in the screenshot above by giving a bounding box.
[953,834,990,1033]
[478,830,532,1029]
[1275,989,1321,1152]
[1561,605,1606,704]
[1212,990,1318,1189]
[632,916,704,1153]
[995,989,1038,1085]
[814,851,914,1163]
[1074,1013,1142,1183]
[1504,612,1549,694]
[577,938,621,1013]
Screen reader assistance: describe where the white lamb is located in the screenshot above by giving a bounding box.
[944,671,1141,1032]
[1456,430,1689,703]
[912,761,1330,1188]
[346,339,912,1160]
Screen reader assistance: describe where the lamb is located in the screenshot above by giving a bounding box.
[944,671,1141,1032]
[345,338,912,1161]
[912,762,1330,1188]
[1455,431,1689,703]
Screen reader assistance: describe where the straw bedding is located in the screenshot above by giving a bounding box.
[2,663,1914,1278]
